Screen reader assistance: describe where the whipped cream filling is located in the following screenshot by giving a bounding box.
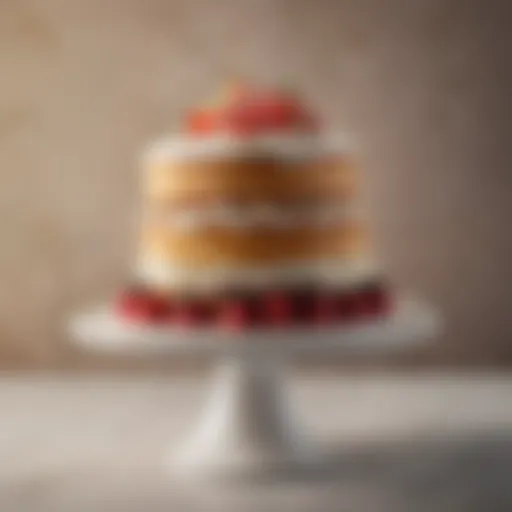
[137,257,378,292]
[146,202,364,231]
[143,132,353,164]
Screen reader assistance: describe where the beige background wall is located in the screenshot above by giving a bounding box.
[0,0,511,370]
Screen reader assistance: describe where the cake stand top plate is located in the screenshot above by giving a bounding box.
[69,296,440,358]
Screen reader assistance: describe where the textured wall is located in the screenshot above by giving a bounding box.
[0,0,511,369]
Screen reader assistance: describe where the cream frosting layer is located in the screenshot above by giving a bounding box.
[136,257,378,292]
[143,132,353,164]
[145,202,364,231]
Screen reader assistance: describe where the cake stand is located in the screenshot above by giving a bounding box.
[70,296,439,481]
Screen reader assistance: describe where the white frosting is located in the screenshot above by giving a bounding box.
[143,132,353,164]
[147,202,364,231]
[137,257,378,292]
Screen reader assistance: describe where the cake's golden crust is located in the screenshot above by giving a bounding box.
[141,224,367,266]
[146,157,357,203]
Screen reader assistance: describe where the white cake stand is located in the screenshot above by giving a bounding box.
[70,296,439,481]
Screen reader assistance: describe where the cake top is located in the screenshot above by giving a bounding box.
[184,80,318,137]
[144,82,354,162]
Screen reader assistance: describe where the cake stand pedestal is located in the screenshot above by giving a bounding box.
[71,296,439,481]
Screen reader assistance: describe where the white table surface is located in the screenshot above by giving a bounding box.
[0,373,511,512]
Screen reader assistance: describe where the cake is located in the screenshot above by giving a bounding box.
[117,82,391,329]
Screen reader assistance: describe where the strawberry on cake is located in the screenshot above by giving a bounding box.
[117,81,391,329]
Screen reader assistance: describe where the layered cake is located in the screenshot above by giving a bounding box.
[117,82,391,328]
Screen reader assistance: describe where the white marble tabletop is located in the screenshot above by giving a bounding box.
[0,373,511,512]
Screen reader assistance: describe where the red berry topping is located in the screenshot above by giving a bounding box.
[261,291,294,326]
[174,299,214,327]
[360,284,391,317]
[336,292,361,322]
[174,303,195,327]
[150,298,173,323]
[293,289,316,324]
[186,84,320,137]
[262,97,304,130]
[224,93,314,135]
[222,101,262,136]
[117,289,171,324]
[116,287,142,316]
[313,293,337,324]
[186,110,218,135]
[218,298,255,330]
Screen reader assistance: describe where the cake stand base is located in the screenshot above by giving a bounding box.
[171,355,314,480]
[71,297,440,482]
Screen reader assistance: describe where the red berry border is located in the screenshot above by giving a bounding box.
[116,283,392,331]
